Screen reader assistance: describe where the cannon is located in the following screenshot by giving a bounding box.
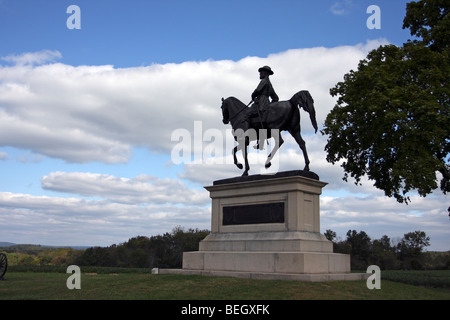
[0,253,7,280]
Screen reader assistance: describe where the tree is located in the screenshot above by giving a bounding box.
[398,230,430,255]
[402,0,449,52]
[322,0,449,203]
[324,229,336,242]
[371,235,398,269]
[397,230,430,269]
[346,230,372,269]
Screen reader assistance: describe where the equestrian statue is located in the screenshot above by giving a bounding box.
[221,66,318,176]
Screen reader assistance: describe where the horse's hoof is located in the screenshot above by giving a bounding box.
[304,165,310,171]
[242,171,248,177]
[265,162,272,169]
[254,143,264,150]
[236,163,243,169]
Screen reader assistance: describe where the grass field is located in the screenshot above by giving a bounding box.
[1,269,449,300]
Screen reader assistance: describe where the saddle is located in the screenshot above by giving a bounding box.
[247,104,268,129]
[249,116,266,129]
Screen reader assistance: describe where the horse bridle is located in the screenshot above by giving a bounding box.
[224,100,253,122]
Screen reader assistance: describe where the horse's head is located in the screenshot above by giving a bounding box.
[221,97,230,124]
[220,97,247,128]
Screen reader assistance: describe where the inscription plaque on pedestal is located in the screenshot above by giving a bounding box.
[223,202,284,225]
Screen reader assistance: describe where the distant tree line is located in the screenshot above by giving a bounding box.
[324,229,449,270]
[2,227,448,270]
[73,226,209,268]
[1,245,81,267]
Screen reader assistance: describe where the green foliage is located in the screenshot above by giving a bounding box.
[403,0,449,51]
[3,227,446,271]
[0,226,209,269]
[324,229,336,241]
[397,230,431,269]
[0,245,83,267]
[345,230,372,269]
[327,229,448,270]
[383,270,450,288]
[323,0,449,203]
[7,265,152,274]
[73,226,209,269]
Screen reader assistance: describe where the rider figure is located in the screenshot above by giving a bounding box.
[249,66,279,149]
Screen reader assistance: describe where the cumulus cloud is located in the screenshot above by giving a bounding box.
[0,191,210,246]
[0,41,385,164]
[41,171,209,205]
[321,193,449,249]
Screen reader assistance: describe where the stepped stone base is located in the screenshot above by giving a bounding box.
[161,171,368,282]
[159,268,368,282]
[183,251,350,274]
[198,231,333,252]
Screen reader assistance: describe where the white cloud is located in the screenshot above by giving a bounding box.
[320,193,450,250]
[41,171,209,205]
[0,191,210,246]
[0,42,382,163]
[1,50,62,66]
[330,0,353,16]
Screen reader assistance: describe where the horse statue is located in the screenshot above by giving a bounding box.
[221,90,318,176]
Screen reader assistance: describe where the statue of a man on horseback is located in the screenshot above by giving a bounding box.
[247,66,279,149]
[221,66,318,176]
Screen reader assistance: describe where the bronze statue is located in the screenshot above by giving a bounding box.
[221,66,318,176]
[247,66,279,150]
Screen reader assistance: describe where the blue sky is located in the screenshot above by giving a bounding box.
[1,0,411,66]
[1,0,448,250]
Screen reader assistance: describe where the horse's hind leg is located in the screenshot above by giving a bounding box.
[234,137,250,175]
[290,130,310,171]
[265,130,283,169]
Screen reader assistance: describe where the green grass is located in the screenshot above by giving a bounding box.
[1,270,449,300]
[382,270,450,289]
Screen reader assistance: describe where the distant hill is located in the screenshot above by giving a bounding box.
[0,242,16,247]
[0,242,90,249]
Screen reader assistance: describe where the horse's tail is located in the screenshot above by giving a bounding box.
[290,90,318,133]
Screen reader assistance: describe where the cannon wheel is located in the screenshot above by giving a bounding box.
[0,253,7,279]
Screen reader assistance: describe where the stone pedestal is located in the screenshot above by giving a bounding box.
[161,170,367,281]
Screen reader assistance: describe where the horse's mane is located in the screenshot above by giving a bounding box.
[225,96,246,107]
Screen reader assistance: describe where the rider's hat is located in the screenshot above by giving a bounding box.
[258,66,274,75]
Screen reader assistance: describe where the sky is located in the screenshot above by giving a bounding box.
[0,0,448,251]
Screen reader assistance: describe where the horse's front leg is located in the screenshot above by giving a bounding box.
[241,136,250,176]
[233,145,243,170]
